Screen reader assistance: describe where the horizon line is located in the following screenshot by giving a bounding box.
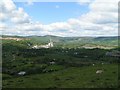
[1,34,119,38]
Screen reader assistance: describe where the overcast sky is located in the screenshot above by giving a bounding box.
[0,0,119,37]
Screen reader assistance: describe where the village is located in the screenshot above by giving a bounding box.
[32,39,54,49]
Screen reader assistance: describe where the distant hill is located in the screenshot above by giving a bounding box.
[1,35,119,49]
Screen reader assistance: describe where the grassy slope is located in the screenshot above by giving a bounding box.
[3,64,118,88]
[2,35,119,88]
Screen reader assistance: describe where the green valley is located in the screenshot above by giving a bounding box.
[1,35,119,88]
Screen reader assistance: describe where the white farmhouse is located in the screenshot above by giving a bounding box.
[32,45,39,49]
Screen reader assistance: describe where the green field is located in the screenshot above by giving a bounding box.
[2,36,120,88]
[3,64,118,88]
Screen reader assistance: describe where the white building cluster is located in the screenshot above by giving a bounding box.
[32,39,54,49]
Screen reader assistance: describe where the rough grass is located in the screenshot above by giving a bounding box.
[3,64,118,88]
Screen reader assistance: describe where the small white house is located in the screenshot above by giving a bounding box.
[96,70,103,74]
[18,71,26,76]
[32,45,39,49]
